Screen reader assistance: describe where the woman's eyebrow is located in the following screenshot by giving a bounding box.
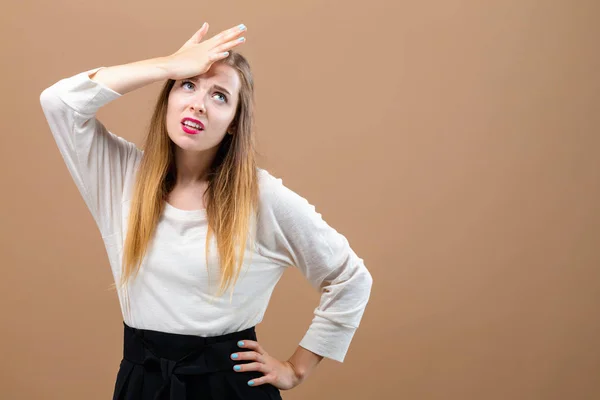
[213,84,231,96]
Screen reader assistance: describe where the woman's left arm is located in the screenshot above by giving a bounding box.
[243,172,373,389]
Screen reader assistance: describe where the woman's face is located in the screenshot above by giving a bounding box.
[166,63,241,153]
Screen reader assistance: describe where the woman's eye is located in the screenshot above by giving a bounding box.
[180,82,227,103]
[213,92,227,103]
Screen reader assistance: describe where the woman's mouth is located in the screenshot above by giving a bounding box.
[181,118,205,135]
[181,122,204,135]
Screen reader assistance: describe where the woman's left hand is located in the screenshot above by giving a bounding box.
[231,340,303,390]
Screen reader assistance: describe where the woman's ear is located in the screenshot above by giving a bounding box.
[228,121,238,135]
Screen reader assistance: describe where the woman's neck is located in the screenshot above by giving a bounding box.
[173,147,216,185]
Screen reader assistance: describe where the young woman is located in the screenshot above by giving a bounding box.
[40,22,373,400]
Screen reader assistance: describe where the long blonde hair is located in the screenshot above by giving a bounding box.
[118,51,258,298]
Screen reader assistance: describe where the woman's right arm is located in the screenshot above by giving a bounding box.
[39,23,247,238]
[38,56,202,240]
[39,65,145,239]
[87,57,171,96]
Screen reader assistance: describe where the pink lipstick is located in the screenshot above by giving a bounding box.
[181,117,205,134]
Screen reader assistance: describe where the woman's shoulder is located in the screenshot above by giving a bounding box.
[256,167,280,190]
[256,167,293,203]
[256,167,314,219]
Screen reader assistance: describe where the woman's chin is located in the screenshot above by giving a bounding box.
[172,137,216,153]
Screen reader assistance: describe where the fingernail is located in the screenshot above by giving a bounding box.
[248,380,254,386]
[234,365,241,371]
[238,24,246,31]
[238,37,246,42]
[238,341,244,347]
[231,353,238,359]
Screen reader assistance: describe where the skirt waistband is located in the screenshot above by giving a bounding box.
[123,322,257,358]
[116,322,258,399]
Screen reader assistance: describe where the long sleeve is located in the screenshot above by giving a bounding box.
[39,67,142,238]
[256,171,373,362]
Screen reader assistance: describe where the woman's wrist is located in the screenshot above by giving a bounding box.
[286,346,324,382]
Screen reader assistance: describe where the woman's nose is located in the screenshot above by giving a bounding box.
[190,103,206,114]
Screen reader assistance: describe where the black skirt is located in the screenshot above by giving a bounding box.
[113,322,283,400]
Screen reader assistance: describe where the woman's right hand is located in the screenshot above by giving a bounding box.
[164,22,247,81]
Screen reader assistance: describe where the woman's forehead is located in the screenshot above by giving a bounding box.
[187,64,240,93]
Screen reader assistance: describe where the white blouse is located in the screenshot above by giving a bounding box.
[39,66,373,362]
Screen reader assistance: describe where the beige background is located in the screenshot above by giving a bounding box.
[1,0,599,399]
